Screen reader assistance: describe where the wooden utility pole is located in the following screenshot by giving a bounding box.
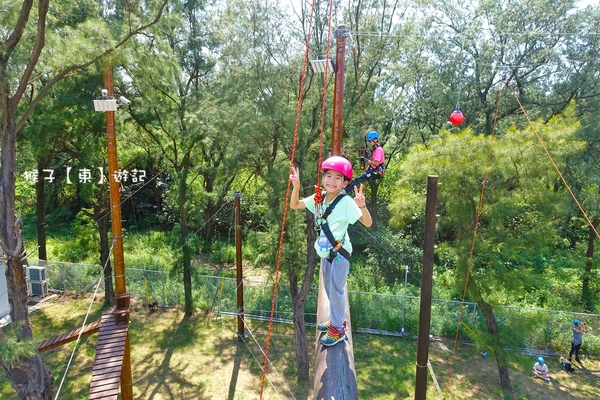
[313,24,358,400]
[234,192,245,340]
[103,62,133,400]
[414,175,438,400]
[330,25,350,156]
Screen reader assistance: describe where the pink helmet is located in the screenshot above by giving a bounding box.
[321,156,353,180]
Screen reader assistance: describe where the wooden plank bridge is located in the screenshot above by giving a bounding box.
[87,310,129,399]
[36,293,131,399]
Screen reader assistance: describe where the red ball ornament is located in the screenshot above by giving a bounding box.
[449,107,464,125]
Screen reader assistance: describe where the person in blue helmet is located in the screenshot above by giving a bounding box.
[345,130,385,193]
[569,319,586,363]
[532,357,551,382]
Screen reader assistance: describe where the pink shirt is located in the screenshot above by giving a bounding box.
[372,146,385,165]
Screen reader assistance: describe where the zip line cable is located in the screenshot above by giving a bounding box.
[505,79,600,242]
[94,166,169,225]
[259,0,319,395]
[239,316,297,399]
[53,242,116,400]
[354,223,423,286]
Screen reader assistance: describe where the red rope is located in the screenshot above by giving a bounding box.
[445,76,600,393]
[505,81,600,241]
[446,83,504,386]
[314,0,335,206]
[259,0,318,397]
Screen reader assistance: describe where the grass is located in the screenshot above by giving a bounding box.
[1,294,599,399]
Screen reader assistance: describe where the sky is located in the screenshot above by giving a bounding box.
[578,0,600,6]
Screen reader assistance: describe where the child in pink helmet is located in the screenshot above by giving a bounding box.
[290,156,372,346]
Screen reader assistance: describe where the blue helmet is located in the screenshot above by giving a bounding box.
[574,319,580,324]
[537,357,545,364]
[366,131,379,141]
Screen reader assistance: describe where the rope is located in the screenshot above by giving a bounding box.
[95,166,169,225]
[459,321,495,354]
[53,243,115,400]
[312,0,335,215]
[446,79,505,386]
[427,360,445,400]
[259,0,318,396]
[505,80,600,242]
[445,71,600,393]
[240,315,297,399]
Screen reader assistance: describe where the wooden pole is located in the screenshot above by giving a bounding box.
[103,62,133,400]
[414,175,438,400]
[330,25,350,156]
[234,192,245,340]
[313,24,358,399]
[313,266,358,400]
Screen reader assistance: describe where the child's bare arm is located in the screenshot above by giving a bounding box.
[289,167,306,210]
[354,185,372,227]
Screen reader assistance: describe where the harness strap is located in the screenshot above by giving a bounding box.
[321,220,351,261]
[319,193,351,261]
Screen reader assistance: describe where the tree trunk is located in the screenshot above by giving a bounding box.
[582,214,598,312]
[1,119,54,398]
[290,268,309,382]
[95,199,114,307]
[469,285,513,393]
[179,168,193,315]
[35,161,48,261]
[289,210,319,382]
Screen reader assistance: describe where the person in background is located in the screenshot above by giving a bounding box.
[532,357,551,382]
[569,319,586,363]
[345,130,385,193]
[560,356,574,374]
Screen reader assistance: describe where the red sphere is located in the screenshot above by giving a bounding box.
[449,108,464,125]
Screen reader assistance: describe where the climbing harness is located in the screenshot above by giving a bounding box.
[315,193,351,262]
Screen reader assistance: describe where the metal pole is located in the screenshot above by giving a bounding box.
[402,265,408,335]
[103,62,132,400]
[234,192,245,340]
[546,311,553,351]
[330,25,350,156]
[415,176,438,400]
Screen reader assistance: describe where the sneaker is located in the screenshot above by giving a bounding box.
[544,377,550,382]
[317,320,346,332]
[320,326,346,347]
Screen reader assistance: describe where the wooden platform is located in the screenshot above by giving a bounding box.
[88,310,129,400]
[37,320,101,353]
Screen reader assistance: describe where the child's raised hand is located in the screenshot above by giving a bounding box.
[289,166,300,187]
[354,184,366,208]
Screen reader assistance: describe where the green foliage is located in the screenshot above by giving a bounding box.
[58,210,99,263]
[0,324,37,367]
[206,238,236,265]
[123,231,174,271]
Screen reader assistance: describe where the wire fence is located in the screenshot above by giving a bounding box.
[29,259,600,357]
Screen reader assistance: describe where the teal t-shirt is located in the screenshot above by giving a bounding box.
[302,193,362,258]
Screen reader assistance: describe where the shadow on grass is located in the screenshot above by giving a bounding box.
[133,311,209,399]
[227,342,243,400]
